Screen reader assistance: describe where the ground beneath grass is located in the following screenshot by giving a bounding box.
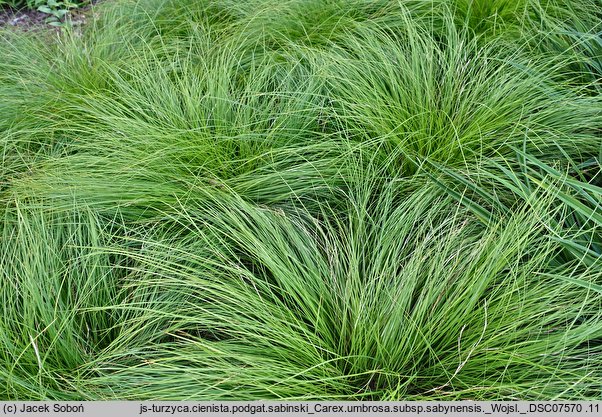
[0,1,100,30]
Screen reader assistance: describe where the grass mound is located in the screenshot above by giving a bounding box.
[1,0,601,400]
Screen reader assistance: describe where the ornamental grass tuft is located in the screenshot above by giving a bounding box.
[1,0,601,400]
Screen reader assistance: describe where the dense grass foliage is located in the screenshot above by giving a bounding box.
[1,0,601,400]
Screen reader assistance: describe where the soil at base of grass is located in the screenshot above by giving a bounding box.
[0,1,102,31]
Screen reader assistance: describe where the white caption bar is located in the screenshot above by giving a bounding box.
[1,402,600,417]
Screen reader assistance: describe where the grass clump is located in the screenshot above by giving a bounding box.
[1,0,601,400]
